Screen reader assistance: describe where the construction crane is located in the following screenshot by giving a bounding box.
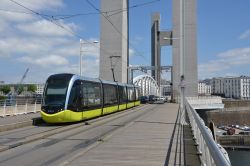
[7,68,29,103]
[16,68,29,95]
[19,68,29,85]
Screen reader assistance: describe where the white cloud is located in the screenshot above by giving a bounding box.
[218,47,250,58]
[1,0,64,12]
[83,58,100,77]
[0,11,34,23]
[199,47,250,78]
[18,55,68,67]
[0,37,55,57]
[129,48,135,57]
[239,29,250,40]
[130,36,144,45]
[0,0,64,23]
[0,0,100,83]
[17,20,77,37]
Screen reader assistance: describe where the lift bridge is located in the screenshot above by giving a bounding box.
[129,65,171,96]
[128,67,231,165]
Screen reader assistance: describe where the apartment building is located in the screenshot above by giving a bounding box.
[198,81,211,95]
[212,76,250,99]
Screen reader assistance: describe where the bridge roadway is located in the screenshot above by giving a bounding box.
[62,103,200,166]
[0,103,200,166]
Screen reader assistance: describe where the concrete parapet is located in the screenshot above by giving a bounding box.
[198,110,250,126]
[217,135,250,146]
[223,99,250,108]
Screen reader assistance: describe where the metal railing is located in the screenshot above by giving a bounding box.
[185,99,231,166]
[0,98,41,117]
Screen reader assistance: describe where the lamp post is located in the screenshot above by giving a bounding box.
[79,39,98,76]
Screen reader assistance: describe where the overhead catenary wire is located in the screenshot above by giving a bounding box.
[8,0,154,69]
[106,0,160,17]
[52,0,160,20]
[2,0,160,21]
[8,0,131,71]
[86,0,151,63]
[6,0,158,62]
[8,0,117,61]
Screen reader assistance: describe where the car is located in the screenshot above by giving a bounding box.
[139,96,148,104]
[154,97,165,104]
[159,96,167,103]
[148,95,156,104]
[217,125,226,130]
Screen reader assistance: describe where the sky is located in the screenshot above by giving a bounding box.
[0,0,250,83]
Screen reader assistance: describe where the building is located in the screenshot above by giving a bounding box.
[0,83,45,96]
[198,81,211,96]
[212,76,250,99]
[35,84,45,95]
[161,85,171,96]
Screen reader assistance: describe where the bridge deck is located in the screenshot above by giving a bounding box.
[66,103,200,166]
[0,112,40,132]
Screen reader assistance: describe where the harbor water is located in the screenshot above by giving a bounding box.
[227,150,250,166]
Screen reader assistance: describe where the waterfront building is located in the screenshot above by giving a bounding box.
[212,76,250,99]
[35,84,45,95]
[198,81,211,95]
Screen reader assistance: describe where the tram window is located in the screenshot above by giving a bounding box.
[104,84,118,106]
[118,86,127,104]
[127,87,135,102]
[81,82,101,110]
[44,77,70,106]
[68,81,81,111]
[135,88,140,100]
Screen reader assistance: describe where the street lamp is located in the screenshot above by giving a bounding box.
[79,39,99,76]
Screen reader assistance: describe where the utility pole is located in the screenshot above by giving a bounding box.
[79,39,83,76]
[79,39,98,76]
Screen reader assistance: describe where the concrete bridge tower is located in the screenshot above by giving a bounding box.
[172,0,198,98]
[100,0,128,83]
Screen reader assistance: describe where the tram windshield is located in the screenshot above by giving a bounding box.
[43,74,72,107]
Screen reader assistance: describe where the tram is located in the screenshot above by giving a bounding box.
[41,74,141,123]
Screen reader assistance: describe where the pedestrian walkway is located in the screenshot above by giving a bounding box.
[65,103,200,166]
[0,112,40,132]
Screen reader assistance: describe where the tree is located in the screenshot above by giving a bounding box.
[27,84,37,93]
[17,85,24,95]
[0,85,11,95]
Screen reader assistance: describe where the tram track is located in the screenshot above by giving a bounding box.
[0,104,152,153]
[42,104,158,166]
[0,104,158,166]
